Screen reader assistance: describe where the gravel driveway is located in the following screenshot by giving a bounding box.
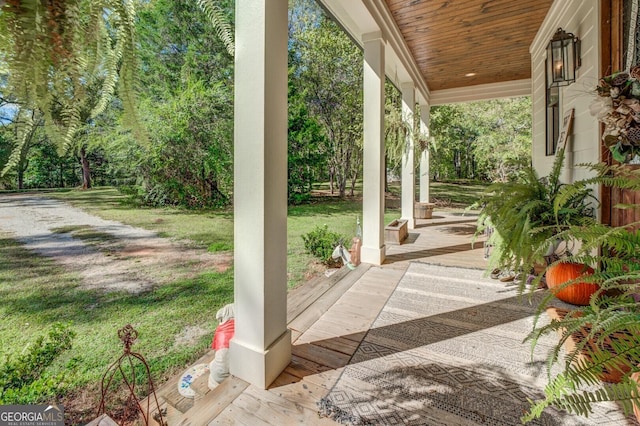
[0,193,231,293]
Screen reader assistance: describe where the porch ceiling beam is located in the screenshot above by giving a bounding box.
[530,0,577,56]
[429,79,532,106]
[363,0,430,106]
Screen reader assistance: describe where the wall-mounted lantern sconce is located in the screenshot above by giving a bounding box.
[546,28,581,88]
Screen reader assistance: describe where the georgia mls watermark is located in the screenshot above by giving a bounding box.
[0,405,64,426]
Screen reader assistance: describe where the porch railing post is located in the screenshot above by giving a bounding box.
[401,82,416,229]
[361,32,386,265]
[230,0,291,389]
[419,105,431,203]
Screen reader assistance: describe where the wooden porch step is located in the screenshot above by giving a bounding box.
[142,350,216,425]
[288,263,371,341]
[142,264,369,424]
[85,414,119,426]
[287,265,351,321]
[172,376,249,425]
[162,372,212,424]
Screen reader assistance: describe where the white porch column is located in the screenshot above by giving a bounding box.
[419,105,431,203]
[230,0,291,389]
[361,32,386,265]
[401,82,416,229]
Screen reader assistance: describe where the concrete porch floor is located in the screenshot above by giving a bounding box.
[151,211,489,425]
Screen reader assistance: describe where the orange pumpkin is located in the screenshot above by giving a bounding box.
[546,262,598,305]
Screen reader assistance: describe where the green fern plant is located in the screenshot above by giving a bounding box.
[521,162,640,422]
[0,0,140,152]
[473,146,596,276]
[196,0,235,57]
[0,0,234,173]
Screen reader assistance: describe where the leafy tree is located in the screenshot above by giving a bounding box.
[136,0,234,98]
[289,0,363,197]
[288,73,328,204]
[96,0,235,207]
[429,97,532,182]
[0,0,235,195]
[0,121,14,189]
[472,97,532,182]
[0,107,44,189]
[23,140,80,189]
[429,104,479,181]
[122,79,233,208]
[0,0,233,151]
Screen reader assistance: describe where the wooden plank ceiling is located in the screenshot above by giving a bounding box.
[384,0,554,92]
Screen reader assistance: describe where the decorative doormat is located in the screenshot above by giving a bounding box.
[317,262,631,425]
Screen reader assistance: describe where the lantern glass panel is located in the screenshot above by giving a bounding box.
[552,42,564,82]
[563,39,576,82]
[546,29,578,88]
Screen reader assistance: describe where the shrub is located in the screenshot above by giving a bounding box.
[302,225,347,265]
[0,323,76,404]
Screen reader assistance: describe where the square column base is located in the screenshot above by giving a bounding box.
[229,329,292,389]
[361,245,386,265]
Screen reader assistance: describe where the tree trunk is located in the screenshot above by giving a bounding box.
[17,169,24,190]
[80,146,92,189]
[349,171,357,196]
[329,165,335,194]
[338,172,347,198]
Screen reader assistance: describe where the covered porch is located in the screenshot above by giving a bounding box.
[217,0,626,423]
[231,0,563,391]
[152,213,485,423]
[150,212,634,424]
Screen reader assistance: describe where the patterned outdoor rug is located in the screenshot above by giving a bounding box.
[318,262,632,425]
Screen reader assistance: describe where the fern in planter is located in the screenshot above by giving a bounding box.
[522,162,640,422]
[473,147,595,277]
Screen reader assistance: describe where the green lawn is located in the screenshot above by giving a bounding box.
[0,232,233,420]
[48,183,488,286]
[428,181,489,209]
[48,187,410,288]
[50,188,235,253]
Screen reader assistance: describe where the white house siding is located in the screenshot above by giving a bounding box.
[531,1,601,194]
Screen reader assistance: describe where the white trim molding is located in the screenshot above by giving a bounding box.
[429,79,532,106]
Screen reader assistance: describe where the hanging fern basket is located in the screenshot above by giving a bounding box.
[546,262,598,306]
